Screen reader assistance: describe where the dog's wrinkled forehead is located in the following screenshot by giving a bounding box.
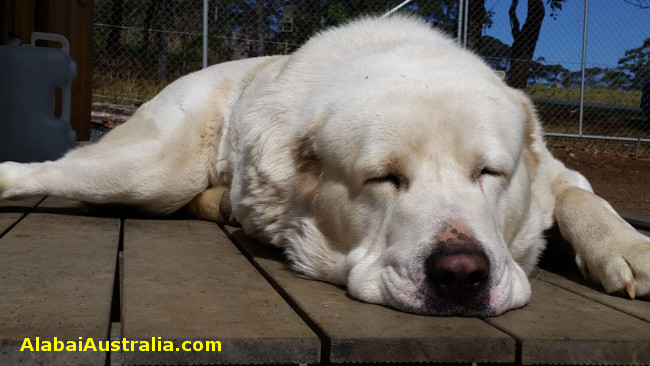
[310,78,526,175]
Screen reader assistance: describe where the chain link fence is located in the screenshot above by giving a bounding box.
[477,0,650,145]
[93,0,650,145]
[93,0,460,104]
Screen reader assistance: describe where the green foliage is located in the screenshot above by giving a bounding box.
[327,5,351,24]
[547,0,566,19]
[618,37,650,89]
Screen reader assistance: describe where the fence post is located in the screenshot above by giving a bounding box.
[578,0,589,136]
[457,0,464,44]
[203,0,208,69]
[463,0,468,47]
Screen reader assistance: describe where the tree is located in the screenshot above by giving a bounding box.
[479,36,511,70]
[466,1,494,53]
[151,0,172,82]
[420,0,463,36]
[506,0,565,89]
[461,0,565,89]
[602,70,632,90]
[528,59,569,86]
[253,0,266,57]
[622,0,650,9]
[107,0,124,56]
[618,37,650,90]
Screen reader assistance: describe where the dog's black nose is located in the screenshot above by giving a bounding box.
[426,246,489,301]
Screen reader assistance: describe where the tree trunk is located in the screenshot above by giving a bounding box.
[107,0,123,55]
[155,0,170,82]
[466,0,486,53]
[507,0,545,89]
[142,0,156,61]
[253,0,266,57]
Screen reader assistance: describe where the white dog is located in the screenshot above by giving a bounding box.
[1,16,649,316]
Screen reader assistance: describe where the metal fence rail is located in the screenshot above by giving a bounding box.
[93,0,650,144]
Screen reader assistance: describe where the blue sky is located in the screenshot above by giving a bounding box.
[482,0,650,71]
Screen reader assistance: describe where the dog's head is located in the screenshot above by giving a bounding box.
[286,46,545,317]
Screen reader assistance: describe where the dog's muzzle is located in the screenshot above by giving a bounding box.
[419,221,492,316]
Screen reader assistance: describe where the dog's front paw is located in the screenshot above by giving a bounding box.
[0,161,26,200]
[0,162,13,200]
[576,232,650,299]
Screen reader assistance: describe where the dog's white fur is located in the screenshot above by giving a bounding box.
[1,17,649,316]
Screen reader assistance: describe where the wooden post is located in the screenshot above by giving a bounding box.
[0,0,36,45]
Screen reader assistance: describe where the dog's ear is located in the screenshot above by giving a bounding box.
[513,89,543,175]
[292,118,325,202]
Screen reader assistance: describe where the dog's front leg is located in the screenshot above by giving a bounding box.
[554,186,650,299]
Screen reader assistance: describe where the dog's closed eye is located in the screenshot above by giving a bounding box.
[471,158,508,182]
[479,167,503,178]
[365,173,404,189]
[472,165,507,190]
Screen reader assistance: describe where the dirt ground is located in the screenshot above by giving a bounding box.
[548,141,650,219]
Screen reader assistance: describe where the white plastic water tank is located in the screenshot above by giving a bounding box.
[0,32,77,163]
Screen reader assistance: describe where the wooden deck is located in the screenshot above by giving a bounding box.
[1,196,649,366]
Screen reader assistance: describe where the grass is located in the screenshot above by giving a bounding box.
[92,72,170,105]
[526,85,642,107]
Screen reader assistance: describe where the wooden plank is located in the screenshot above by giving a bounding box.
[0,196,42,208]
[224,227,516,364]
[0,196,43,234]
[0,211,22,234]
[34,196,149,218]
[121,219,319,366]
[0,213,119,366]
[537,268,650,323]
[486,279,650,365]
[110,322,122,366]
[539,224,650,322]
[33,196,88,215]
